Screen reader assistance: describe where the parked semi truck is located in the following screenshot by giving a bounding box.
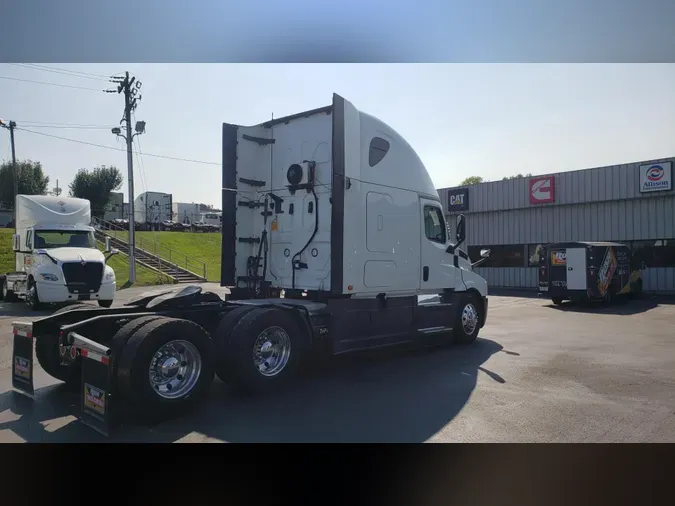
[1,195,118,310]
[10,94,490,435]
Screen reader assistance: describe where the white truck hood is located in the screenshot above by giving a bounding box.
[37,247,106,264]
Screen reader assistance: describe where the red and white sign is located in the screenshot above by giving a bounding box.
[529,176,555,204]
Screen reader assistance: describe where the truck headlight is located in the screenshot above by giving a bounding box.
[105,272,115,281]
[39,273,59,282]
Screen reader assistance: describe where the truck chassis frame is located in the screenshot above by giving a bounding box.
[11,285,487,437]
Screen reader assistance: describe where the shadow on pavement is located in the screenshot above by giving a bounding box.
[0,303,53,319]
[488,288,541,299]
[544,295,672,316]
[0,338,507,443]
[0,382,104,443]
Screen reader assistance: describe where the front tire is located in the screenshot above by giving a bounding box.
[602,290,612,305]
[453,293,481,345]
[26,279,42,310]
[116,317,215,421]
[222,307,309,394]
[633,279,643,298]
[98,299,114,308]
[552,297,563,305]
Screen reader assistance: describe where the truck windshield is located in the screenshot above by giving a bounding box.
[34,230,96,249]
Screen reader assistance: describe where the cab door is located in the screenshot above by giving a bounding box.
[419,198,456,293]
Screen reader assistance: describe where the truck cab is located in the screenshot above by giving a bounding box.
[2,195,118,309]
[222,93,490,351]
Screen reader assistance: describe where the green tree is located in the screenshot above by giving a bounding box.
[502,173,533,180]
[69,165,124,218]
[0,159,50,209]
[460,176,484,186]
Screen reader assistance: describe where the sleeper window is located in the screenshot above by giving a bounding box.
[368,137,390,167]
[424,205,446,244]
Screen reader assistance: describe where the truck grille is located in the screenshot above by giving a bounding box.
[61,262,104,294]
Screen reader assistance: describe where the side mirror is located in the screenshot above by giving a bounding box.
[456,214,466,245]
[480,248,491,258]
[104,236,112,253]
[12,233,20,252]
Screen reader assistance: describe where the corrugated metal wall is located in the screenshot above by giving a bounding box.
[473,267,675,293]
[464,194,675,245]
[440,156,675,213]
[440,156,675,293]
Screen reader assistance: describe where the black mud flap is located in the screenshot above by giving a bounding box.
[11,321,35,398]
[68,332,115,437]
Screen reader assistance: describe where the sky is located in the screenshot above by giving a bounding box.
[1,63,674,208]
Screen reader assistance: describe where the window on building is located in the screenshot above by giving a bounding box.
[468,244,525,267]
[527,244,545,267]
[631,239,675,268]
[368,137,390,167]
[423,205,447,244]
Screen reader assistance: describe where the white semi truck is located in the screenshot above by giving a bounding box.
[10,94,490,436]
[1,195,118,310]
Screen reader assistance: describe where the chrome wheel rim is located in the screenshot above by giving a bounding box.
[253,326,291,377]
[462,303,478,335]
[148,340,202,399]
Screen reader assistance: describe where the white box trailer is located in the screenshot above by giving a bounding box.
[9,94,490,436]
[1,195,118,310]
[172,202,202,224]
[134,191,172,229]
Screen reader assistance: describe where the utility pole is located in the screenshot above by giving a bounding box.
[108,72,144,283]
[0,119,17,229]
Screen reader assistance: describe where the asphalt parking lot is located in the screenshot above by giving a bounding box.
[1,285,674,443]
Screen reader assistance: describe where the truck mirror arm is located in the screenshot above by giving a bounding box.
[105,249,120,262]
[471,257,489,268]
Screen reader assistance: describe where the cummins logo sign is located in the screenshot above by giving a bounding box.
[639,162,672,193]
[529,176,555,204]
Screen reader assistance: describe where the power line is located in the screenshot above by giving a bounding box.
[0,75,105,91]
[9,63,110,78]
[13,121,115,127]
[132,111,150,193]
[16,126,221,166]
[16,124,116,130]
[7,63,110,81]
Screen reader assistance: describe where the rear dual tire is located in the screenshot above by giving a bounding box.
[214,306,309,394]
[35,303,97,387]
[37,312,215,422]
[115,317,215,422]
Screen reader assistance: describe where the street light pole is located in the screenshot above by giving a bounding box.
[109,72,144,284]
[0,119,17,230]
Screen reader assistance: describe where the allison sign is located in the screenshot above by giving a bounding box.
[639,162,672,193]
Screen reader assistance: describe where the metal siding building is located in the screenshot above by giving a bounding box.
[439,157,675,293]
